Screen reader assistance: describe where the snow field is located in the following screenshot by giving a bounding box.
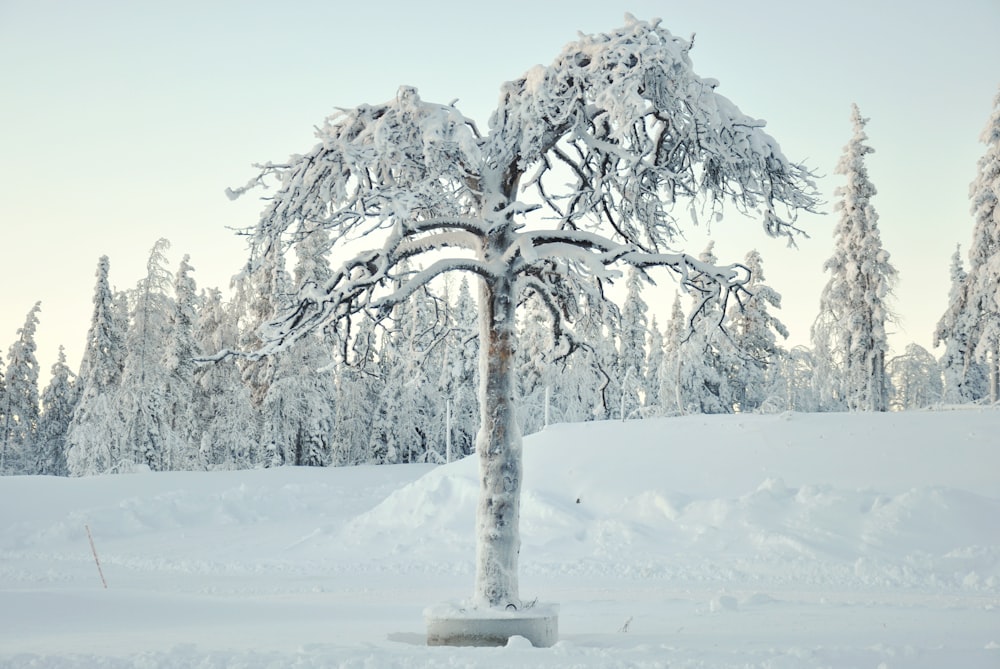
[1,409,998,667]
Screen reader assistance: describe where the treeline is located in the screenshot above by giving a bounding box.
[0,238,985,478]
[2,89,998,477]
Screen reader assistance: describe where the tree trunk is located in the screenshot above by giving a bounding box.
[473,271,522,609]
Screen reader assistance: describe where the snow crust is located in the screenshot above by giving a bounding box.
[2,410,999,667]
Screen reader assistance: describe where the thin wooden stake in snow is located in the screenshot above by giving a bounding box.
[85,524,108,589]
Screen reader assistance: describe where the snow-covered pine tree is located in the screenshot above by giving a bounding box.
[1,302,42,474]
[261,224,337,467]
[332,314,382,464]
[67,256,128,476]
[194,288,260,468]
[443,277,479,458]
[934,245,989,403]
[370,280,443,464]
[726,249,789,412]
[887,343,942,410]
[161,255,201,469]
[222,16,818,610]
[261,334,337,467]
[558,287,617,422]
[618,268,649,420]
[36,346,77,476]
[643,315,665,413]
[117,238,175,471]
[0,359,6,458]
[963,88,1000,402]
[232,245,288,411]
[517,289,557,433]
[676,243,737,414]
[779,345,822,412]
[658,293,686,415]
[808,311,845,412]
[814,104,897,412]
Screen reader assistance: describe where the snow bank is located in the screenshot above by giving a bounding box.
[1,410,998,667]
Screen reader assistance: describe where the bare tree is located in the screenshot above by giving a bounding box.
[222,16,818,610]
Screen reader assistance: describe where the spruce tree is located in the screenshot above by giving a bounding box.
[814,105,897,412]
[676,243,736,414]
[517,291,556,433]
[161,255,201,469]
[36,346,77,476]
[0,359,6,458]
[618,268,649,420]
[658,293,686,415]
[934,245,988,403]
[727,249,789,412]
[261,225,337,467]
[332,315,382,464]
[67,256,128,476]
[887,343,942,410]
[118,238,174,471]
[963,88,1000,402]
[261,336,336,466]
[780,345,822,412]
[1,302,42,474]
[194,288,260,468]
[643,316,665,412]
[371,283,441,463]
[444,277,479,457]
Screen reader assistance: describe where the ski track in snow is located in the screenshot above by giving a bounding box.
[1,410,999,668]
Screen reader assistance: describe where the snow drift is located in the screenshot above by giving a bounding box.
[1,409,998,668]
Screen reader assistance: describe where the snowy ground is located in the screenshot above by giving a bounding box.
[1,409,998,668]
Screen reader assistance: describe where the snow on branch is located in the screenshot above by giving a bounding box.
[490,15,819,248]
[223,15,819,358]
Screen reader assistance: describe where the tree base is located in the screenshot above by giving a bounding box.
[424,601,559,647]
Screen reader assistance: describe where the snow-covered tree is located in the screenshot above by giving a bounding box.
[814,104,896,412]
[232,245,289,410]
[194,288,260,468]
[727,249,788,412]
[658,293,686,415]
[643,315,665,411]
[161,255,201,469]
[774,345,822,412]
[675,243,738,414]
[0,360,6,459]
[67,257,128,476]
[117,238,175,471]
[934,245,988,403]
[331,315,382,464]
[1,302,41,474]
[221,16,818,610]
[517,288,559,433]
[440,277,479,458]
[260,224,337,467]
[261,336,336,467]
[618,268,649,419]
[36,346,77,476]
[373,280,450,464]
[887,343,942,410]
[947,88,1000,402]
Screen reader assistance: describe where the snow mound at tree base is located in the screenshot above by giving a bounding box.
[347,410,1000,591]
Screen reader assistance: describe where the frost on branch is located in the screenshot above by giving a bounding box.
[223,15,820,610]
[223,17,817,358]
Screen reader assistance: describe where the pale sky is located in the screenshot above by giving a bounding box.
[2,0,998,382]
